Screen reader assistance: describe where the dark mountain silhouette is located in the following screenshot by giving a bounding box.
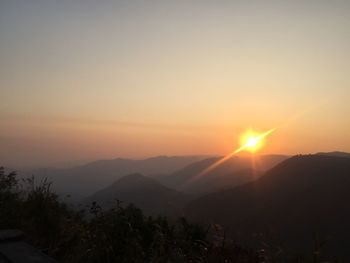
[316,151,350,158]
[25,156,206,199]
[185,155,350,258]
[156,154,288,194]
[86,173,190,216]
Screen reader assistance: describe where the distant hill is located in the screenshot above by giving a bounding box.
[86,173,190,216]
[185,155,350,258]
[24,156,206,198]
[156,154,288,194]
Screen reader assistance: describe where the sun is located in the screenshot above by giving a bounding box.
[195,128,275,177]
[238,128,275,153]
[245,136,259,148]
[240,130,263,153]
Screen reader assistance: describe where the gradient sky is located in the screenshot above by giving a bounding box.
[1,0,350,168]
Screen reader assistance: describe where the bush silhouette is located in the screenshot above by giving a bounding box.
[0,167,337,262]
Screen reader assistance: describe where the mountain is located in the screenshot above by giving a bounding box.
[185,155,350,258]
[156,154,288,194]
[24,156,206,199]
[86,173,190,216]
[317,151,350,158]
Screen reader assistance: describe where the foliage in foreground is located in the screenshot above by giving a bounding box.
[0,167,337,263]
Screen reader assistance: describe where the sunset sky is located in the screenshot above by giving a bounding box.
[1,1,350,168]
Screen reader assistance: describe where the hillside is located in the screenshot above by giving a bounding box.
[316,151,350,158]
[86,173,190,216]
[157,154,288,194]
[24,156,205,198]
[185,155,350,258]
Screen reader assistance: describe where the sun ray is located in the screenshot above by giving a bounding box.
[193,128,276,180]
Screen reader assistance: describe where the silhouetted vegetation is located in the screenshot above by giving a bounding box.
[0,167,340,262]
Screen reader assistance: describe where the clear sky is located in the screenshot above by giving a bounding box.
[1,0,350,168]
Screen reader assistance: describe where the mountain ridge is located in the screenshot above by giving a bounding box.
[156,154,288,194]
[185,154,350,258]
[86,173,190,216]
[24,155,208,198]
